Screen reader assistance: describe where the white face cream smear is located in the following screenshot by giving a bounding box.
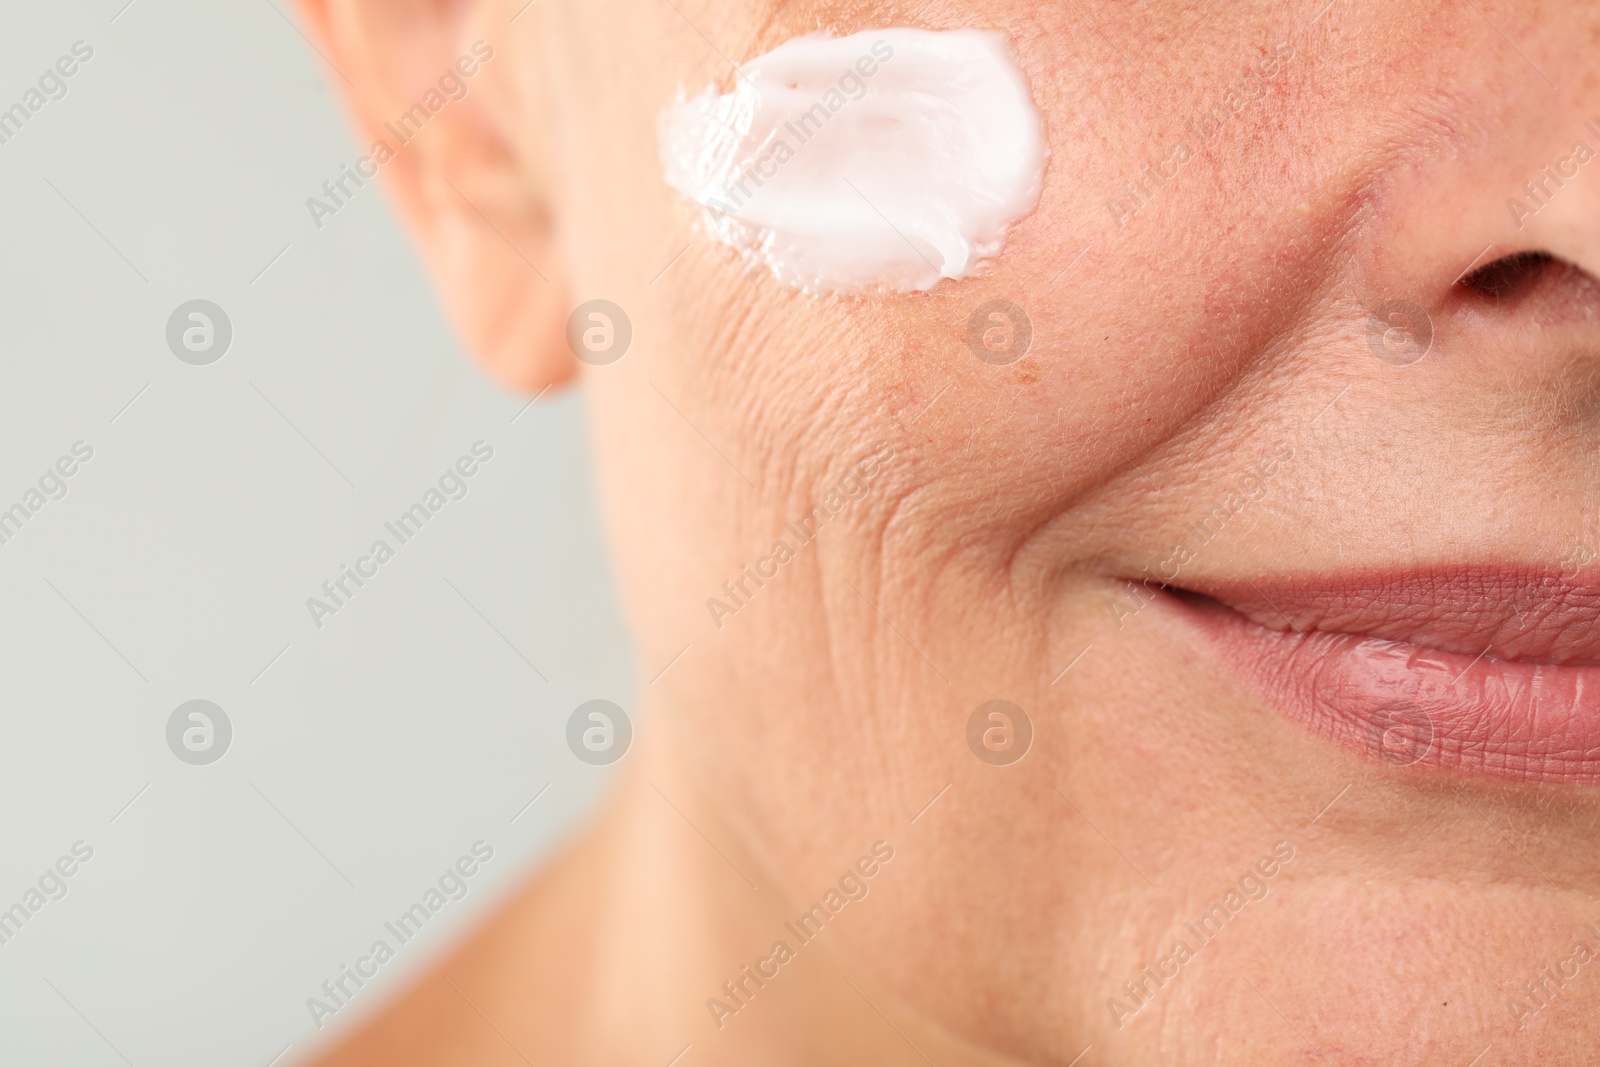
[660,28,1046,294]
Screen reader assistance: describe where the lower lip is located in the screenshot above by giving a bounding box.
[1170,592,1600,785]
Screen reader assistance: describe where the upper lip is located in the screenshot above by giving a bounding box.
[1171,566,1600,666]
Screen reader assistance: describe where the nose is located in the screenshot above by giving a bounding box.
[1350,94,1600,384]
[1515,134,1600,285]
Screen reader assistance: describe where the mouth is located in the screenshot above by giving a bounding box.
[1162,567,1600,785]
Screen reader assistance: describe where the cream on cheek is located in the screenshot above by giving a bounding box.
[659,28,1046,293]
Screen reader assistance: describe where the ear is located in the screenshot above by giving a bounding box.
[291,0,575,392]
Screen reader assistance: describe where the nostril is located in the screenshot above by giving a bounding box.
[1457,251,1554,304]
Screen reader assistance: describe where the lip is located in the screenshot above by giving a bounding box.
[1165,568,1600,785]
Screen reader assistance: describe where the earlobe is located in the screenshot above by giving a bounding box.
[428,168,577,391]
[290,0,576,393]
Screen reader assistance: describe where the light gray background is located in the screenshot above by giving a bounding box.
[0,3,631,1065]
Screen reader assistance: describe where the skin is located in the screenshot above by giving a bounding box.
[293,0,1600,1063]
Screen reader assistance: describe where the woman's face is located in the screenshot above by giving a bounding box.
[317,0,1600,1060]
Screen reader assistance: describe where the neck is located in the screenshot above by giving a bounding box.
[529,727,1014,1065]
[311,725,1019,1067]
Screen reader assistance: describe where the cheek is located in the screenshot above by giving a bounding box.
[659,28,1045,295]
